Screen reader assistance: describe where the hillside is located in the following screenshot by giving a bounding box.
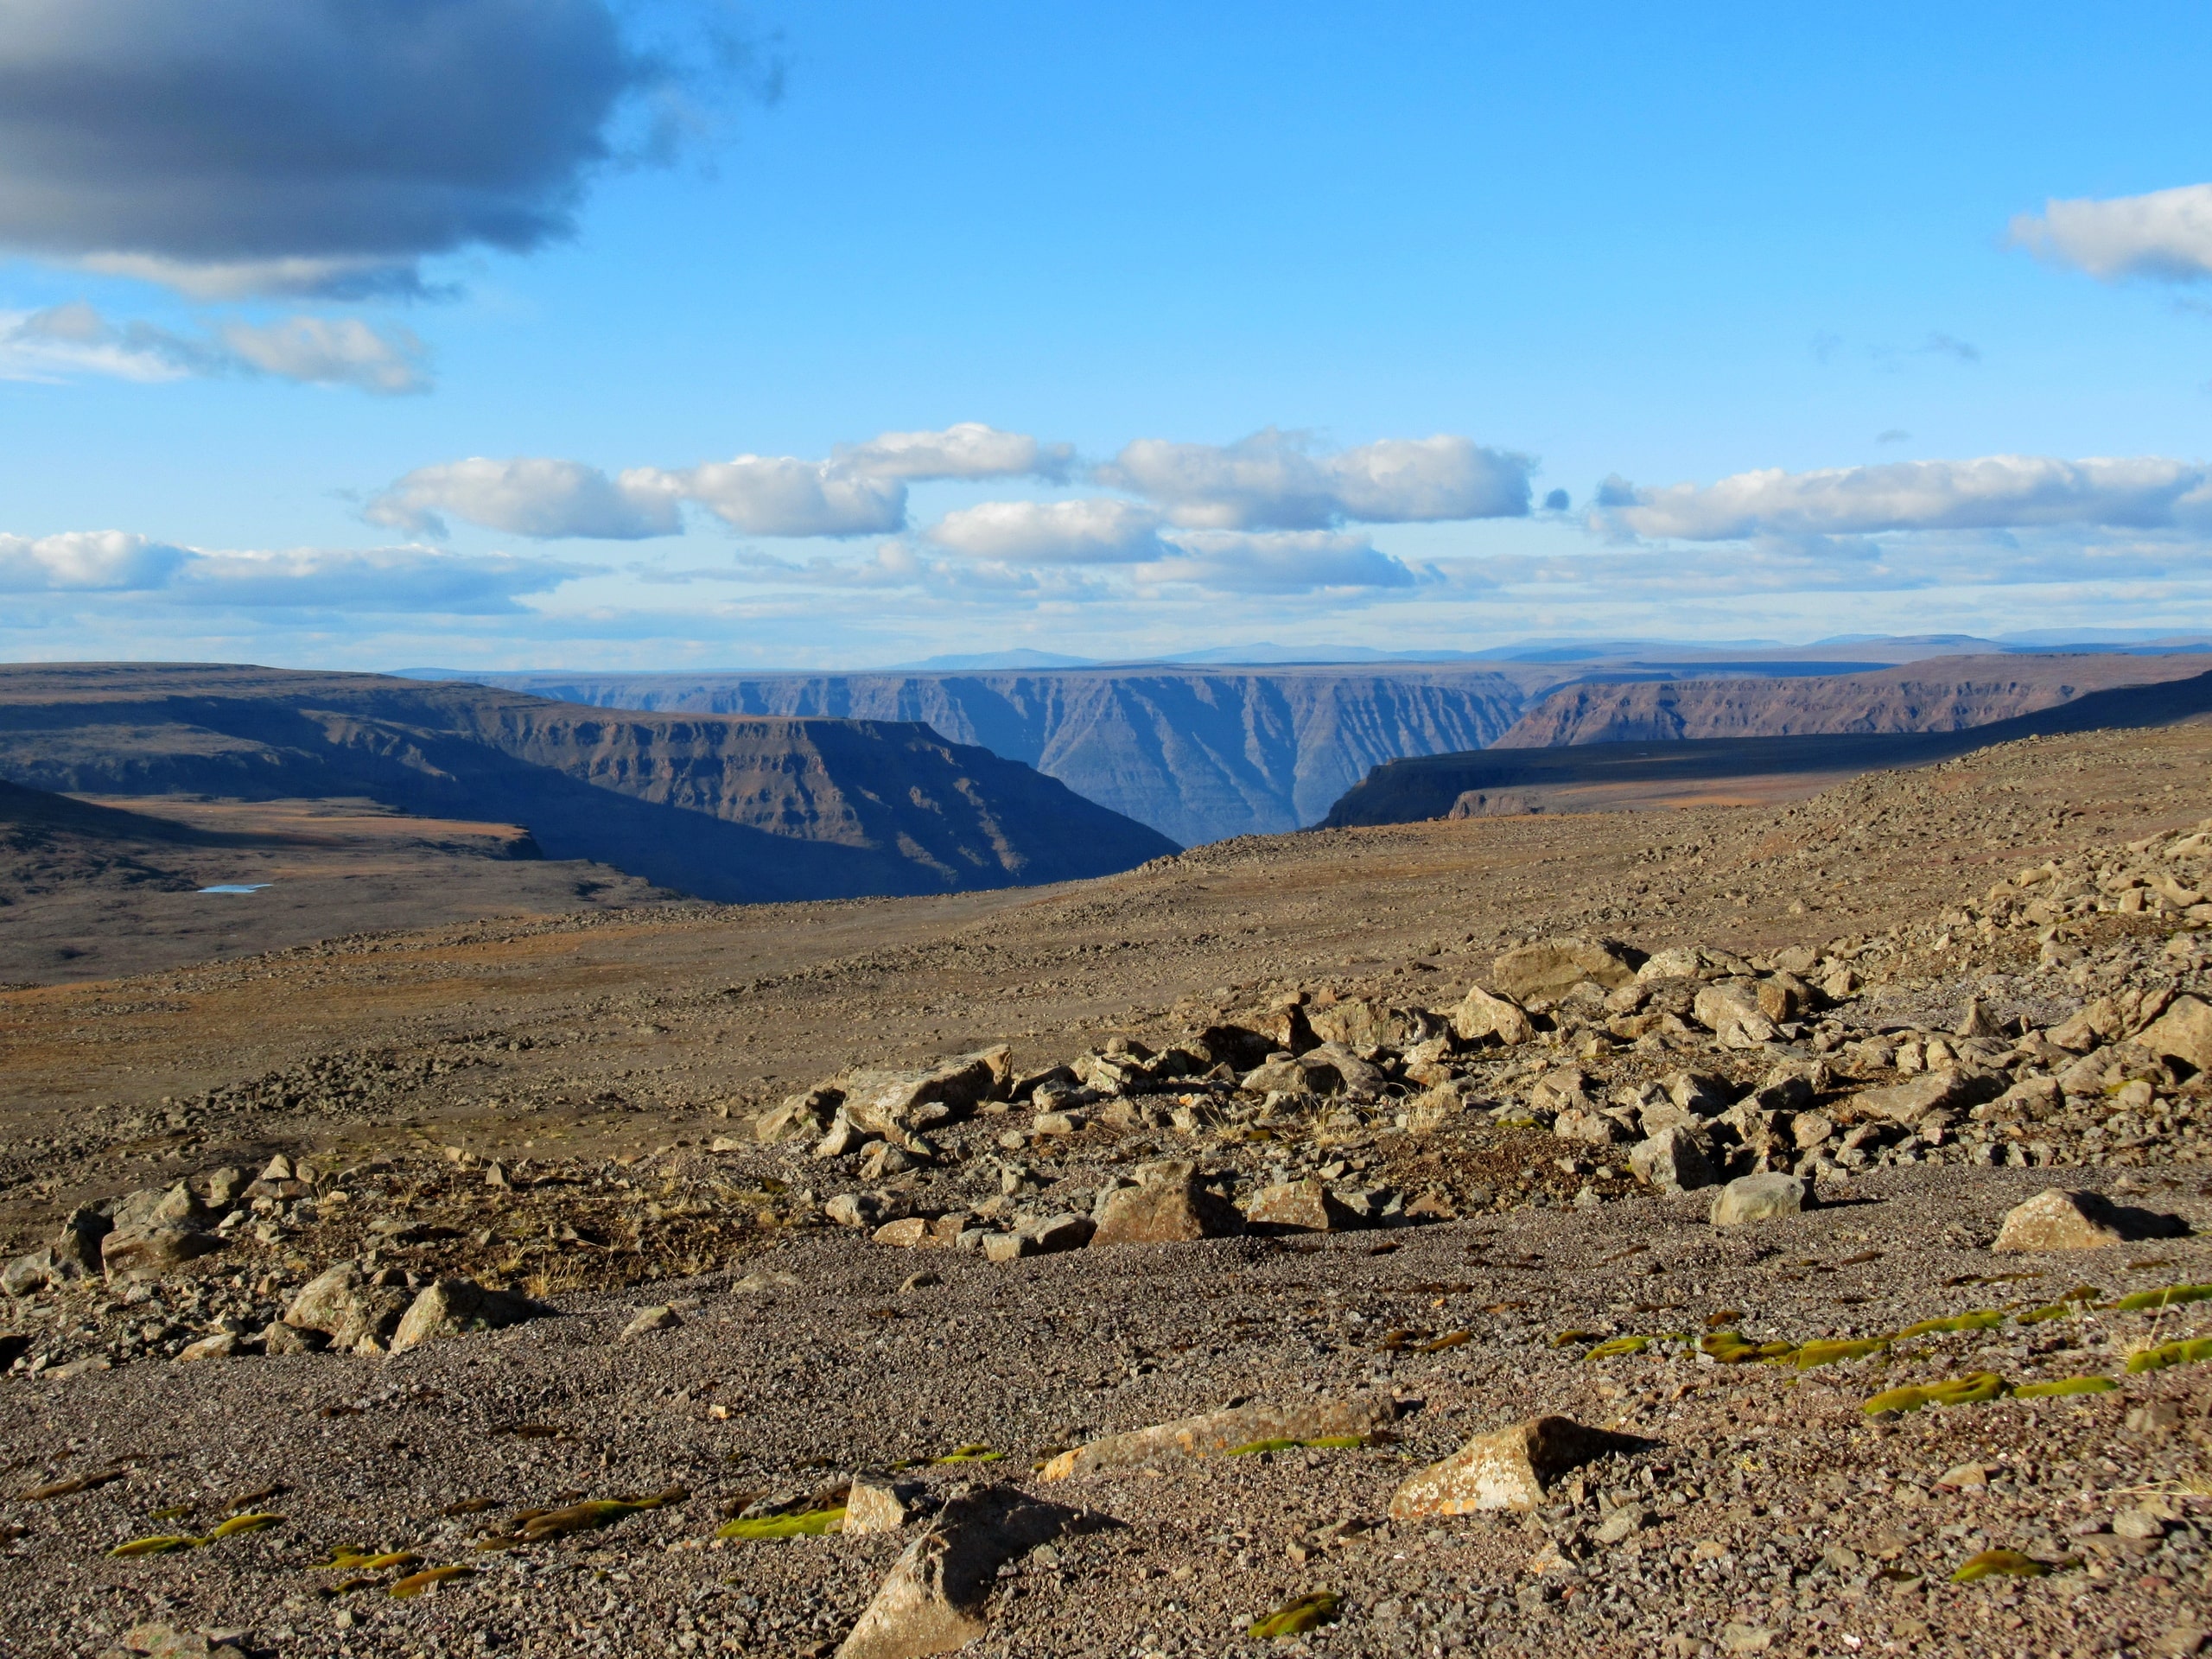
[442,665,1542,844]
[1493,651,2208,746]
[0,664,1176,906]
[1324,666,2212,826]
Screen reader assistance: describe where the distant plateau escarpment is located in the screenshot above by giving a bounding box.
[0,664,1176,905]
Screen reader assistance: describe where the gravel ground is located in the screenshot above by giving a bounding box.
[9,723,2212,1658]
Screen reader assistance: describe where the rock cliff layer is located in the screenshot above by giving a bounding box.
[0,664,1176,903]
[449,666,1540,844]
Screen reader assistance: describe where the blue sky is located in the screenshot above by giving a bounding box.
[3,0,2210,667]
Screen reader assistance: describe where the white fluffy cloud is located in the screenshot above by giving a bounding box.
[367,425,1077,540]
[1136,531,1423,594]
[366,458,682,540]
[832,422,1076,483]
[2012,184,2212,283]
[655,455,908,537]
[1098,429,1534,529]
[0,301,428,393]
[0,526,585,610]
[928,499,1166,563]
[1600,454,2212,541]
[0,530,188,591]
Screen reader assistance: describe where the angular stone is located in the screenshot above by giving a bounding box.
[1693,985,1777,1048]
[1491,938,1638,1001]
[981,1233,1033,1263]
[1554,1107,1628,1147]
[755,1088,838,1145]
[175,1332,238,1363]
[188,1166,246,1211]
[2139,995,2212,1074]
[840,1047,1013,1146]
[258,1321,324,1356]
[1240,1044,1384,1098]
[111,1182,204,1235]
[1630,1124,1715,1192]
[1306,998,1440,1051]
[825,1192,884,1229]
[873,1217,931,1249]
[621,1305,681,1338]
[843,1473,922,1535]
[1853,1068,1993,1124]
[1757,974,1813,1025]
[836,1485,1071,1659]
[1709,1173,1806,1226]
[1452,985,1536,1046]
[3,1249,54,1297]
[1388,1415,1617,1516]
[1024,1213,1095,1254]
[51,1208,110,1280]
[1041,1395,1397,1481]
[1090,1160,1241,1246]
[1243,1178,1358,1232]
[1992,1189,2127,1252]
[283,1263,407,1350]
[101,1224,222,1283]
[388,1278,537,1354]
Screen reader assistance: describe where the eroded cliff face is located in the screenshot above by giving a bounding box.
[0,664,1176,902]
[1492,654,2209,747]
[452,666,1538,843]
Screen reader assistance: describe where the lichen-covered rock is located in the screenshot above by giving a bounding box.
[389,1278,537,1354]
[1090,1160,1241,1245]
[1630,1123,1715,1192]
[1992,1189,2128,1253]
[1452,985,1535,1046]
[1709,1173,1807,1226]
[1693,984,1777,1048]
[836,1485,1073,1659]
[1491,937,1638,1001]
[2138,995,2212,1074]
[100,1224,222,1283]
[1389,1415,1614,1516]
[1306,997,1440,1050]
[1243,1177,1358,1232]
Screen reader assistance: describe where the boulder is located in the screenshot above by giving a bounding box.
[981,1233,1033,1263]
[843,1473,924,1536]
[1491,938,1639,1001]
[284,1263,409,1351]
[111,1182,203,1235]
[2139,995,2212,1074]
[1040,1395,1397,1481]
[755,1088,839,1145]
[1188,1025,1277,1071]
[258,1321,325,1356]
[1240,1045,1384,1098]
[1452,985,1536,1046]
[1243,1178,1359,1233]
[175,1332,238,1363]
[1991,1188,2183,1252]
[840,1047,1014,1145]
[872,1217,932,1249]
[1090,1161,1241,1246]
[1389,1415,1616,1516]
[1554,1108,1629,1147]
[188,1166,246,1211]
[389,1278,537,1354]
[1852,1068,1996,1125]
[1757,973,1814,1025]
[1693,985,1777,1049]
[1709,1173,1807,1227]
[1306,998,1440,1050]
[50,1208,111,1281]
[1630,1124,1715,1193]
[2,1249,54,1297]
[101,1224,222,1282]
[1023,1213,1096,1254]
[835,1485,1074,1659]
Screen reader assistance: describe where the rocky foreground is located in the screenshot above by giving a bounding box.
[8,731,2212,1656]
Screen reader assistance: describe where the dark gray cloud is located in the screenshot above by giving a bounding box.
[0,0,768,297]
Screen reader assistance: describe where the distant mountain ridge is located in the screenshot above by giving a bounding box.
[429,666,1548,845]
[1493,654,2212,747]
[0,664,1175,903]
